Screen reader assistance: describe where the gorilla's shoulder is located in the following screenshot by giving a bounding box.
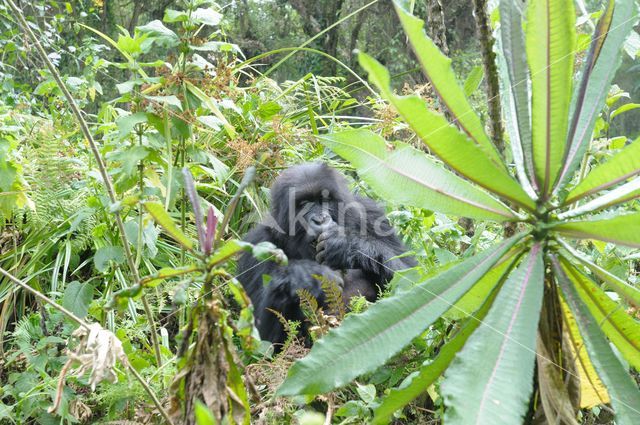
[354,194,386,217]
[242,223,276,244]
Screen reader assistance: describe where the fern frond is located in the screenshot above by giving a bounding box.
[321,278,345,320]
[266,308,301,353]
[296,288,320,326]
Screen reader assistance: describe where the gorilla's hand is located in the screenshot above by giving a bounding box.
[316,223,349,268]
[287,261,344,302]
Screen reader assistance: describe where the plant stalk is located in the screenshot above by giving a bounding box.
[5,0,163,368]
[0,267,174,425]
[473,0,504,154]
[0,267,88,329]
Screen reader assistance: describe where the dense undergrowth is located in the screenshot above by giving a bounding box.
[0,0,639,424]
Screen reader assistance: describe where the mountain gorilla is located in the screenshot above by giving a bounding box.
[237,162,416,346]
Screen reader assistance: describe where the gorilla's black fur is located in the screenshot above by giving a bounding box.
[237,162,416,346]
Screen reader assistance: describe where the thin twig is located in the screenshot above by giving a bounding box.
[4,0,163,368]
[128,362,174,424]
[0,267,174,425]
[0,267,87,329]
[324,394,334,425]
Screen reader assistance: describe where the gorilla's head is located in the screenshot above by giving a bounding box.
[269,162,354,257]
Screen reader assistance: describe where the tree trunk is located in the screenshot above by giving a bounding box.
[348,7,367,68]
[472,0,504,154]
[533,277,580,424]
[288,0,345,75]
[238,0,250,37]
[322,0,345,75]
[128,0,143,34]
[289,0,322,36]
[425,0,449,55]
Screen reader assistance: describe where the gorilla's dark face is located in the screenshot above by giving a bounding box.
[298,198,333,238]
[269,163,354,258]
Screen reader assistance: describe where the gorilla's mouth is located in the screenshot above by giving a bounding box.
[302,224,323,243]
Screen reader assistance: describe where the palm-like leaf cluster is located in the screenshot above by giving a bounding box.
[277,0,640,424]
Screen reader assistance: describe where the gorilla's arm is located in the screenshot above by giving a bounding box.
[317,197,416,283]
[238,225,343,345]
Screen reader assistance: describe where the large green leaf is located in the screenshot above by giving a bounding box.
[444,248,520,320]
[62,281,94,319]
[559,176,640,219]
[498,0,537,195]
[144,202,194,251]
[555,0,639,194]
[94,246,125,272]
[560,259,640,370]
[552,256,640,424]
[557,238,640,308]
[565,136,640,204]
[560,296,611,409]
[392,1,501,167]
[554,212,640,248]
[321,130,518,222]
[358,53,535,212]
[371,250,522,424]
[207,239,252,267]
[136,20,180,47]
[441,245,544,425]
[526,0,576,197]
[277,234,525,397]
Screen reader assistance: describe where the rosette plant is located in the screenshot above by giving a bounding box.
[277,0,640,424]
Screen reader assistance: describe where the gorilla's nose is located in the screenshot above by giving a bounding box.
[311,212,330,225]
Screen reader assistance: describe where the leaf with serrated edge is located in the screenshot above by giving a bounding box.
[441,245,544,425]
[552,255,640,425]
[555,0,639,194]
[463,66,484,98]
[62,281,94,319]
[559,258,640,370]
[560,296,610,408]
[554,212,640,248]
[392,1,501,166]
[322,130,517,222]
[557,238,640,308]
[526,0,576,197]
[499,0,538,194]
[359,52,535,212]
[276,234,525,396]
[372,249,522,424]
[565,136,640,205]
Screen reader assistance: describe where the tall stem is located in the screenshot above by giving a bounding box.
[5,0,163,368]
[136,126,144,269]
[473,0,504,154]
